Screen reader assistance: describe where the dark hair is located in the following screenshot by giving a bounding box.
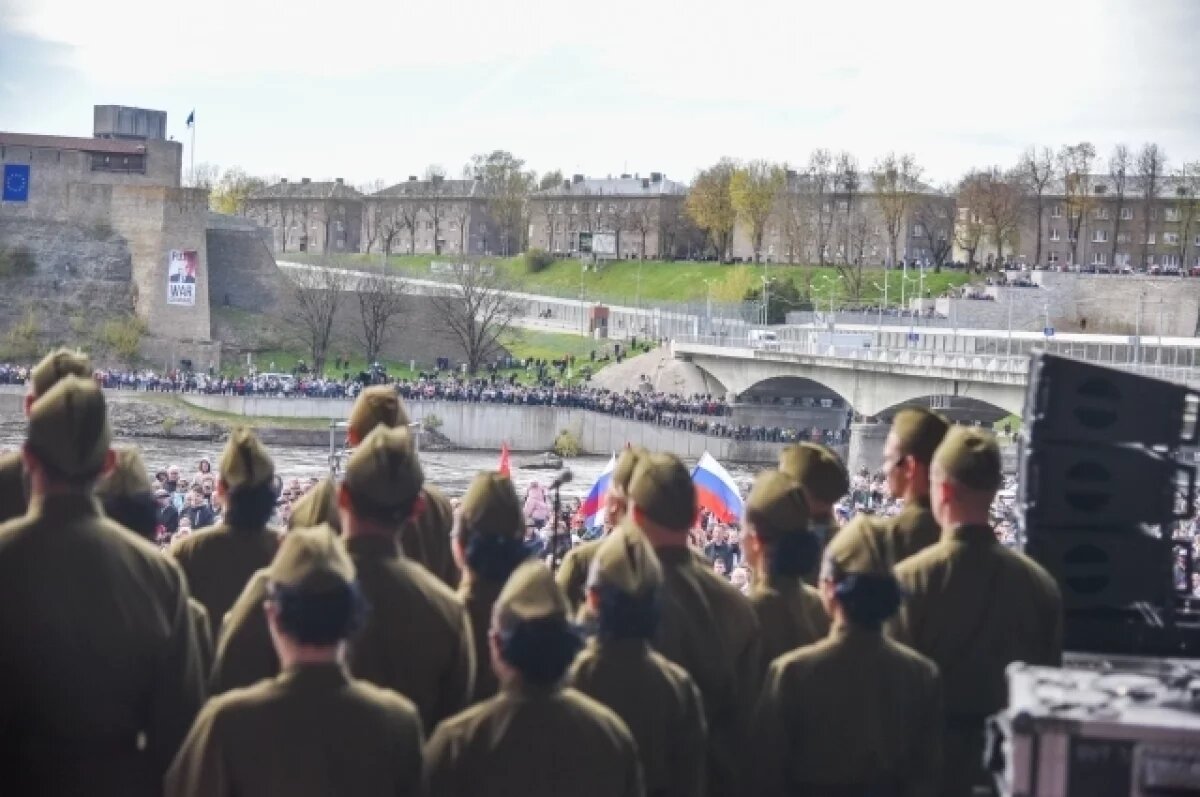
[102,492,159,541]
[767,531,821,579]
[225,482,278,529]
[271,582,369,646]
[834,573,903,630]
[271,474,284,498]
[594,584,660,641]
[498,616,583,686]
[345,489,418,528]
[465,533,529,582]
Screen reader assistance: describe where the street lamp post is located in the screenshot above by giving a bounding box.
[760,276,770,326]
[872,281,886,332]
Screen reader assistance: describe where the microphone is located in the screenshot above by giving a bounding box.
[549,469,574,490]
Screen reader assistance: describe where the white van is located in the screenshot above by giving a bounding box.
[748,329,781,351]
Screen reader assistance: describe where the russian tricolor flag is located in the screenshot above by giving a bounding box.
[579,454,617,528]
[691,452,743,524]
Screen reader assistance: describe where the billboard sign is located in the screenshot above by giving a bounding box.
[167,249,198,306]
[592,232,617,256]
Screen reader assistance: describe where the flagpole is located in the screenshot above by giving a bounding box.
[189,117,195,186]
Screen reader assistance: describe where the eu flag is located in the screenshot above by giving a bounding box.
[3,164,30,202]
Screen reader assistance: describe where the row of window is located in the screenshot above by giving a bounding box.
[1046,229,1197,245]
[1045,251,1198,267]
[1049,205,1185,221]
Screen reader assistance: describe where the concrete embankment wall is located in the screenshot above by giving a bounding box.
[176,395,810,463]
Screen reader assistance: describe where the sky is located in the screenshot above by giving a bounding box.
[2,0,1199,188]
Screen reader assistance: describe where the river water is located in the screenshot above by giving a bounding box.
[0,434,764,500]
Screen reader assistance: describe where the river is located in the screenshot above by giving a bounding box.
[0,434,765,500]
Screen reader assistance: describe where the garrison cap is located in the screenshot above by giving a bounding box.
[932,425,1003,493]
[778,443,849,504]
[494,560,569,628]
[220,428,275,489]
[96,447,153,499]
[611,446,650,494]
[628,452,696,532]
[268,525,355,593]
[30,348,92,399]
[343,425,424,513]
[27,375,111,479]
[822,515,887,576]
[587,525,662,596]
[348,386,409,441]
[288,477,339,531]
[890,407,951,464]
[460,471,524,538]
[745,470,810,541]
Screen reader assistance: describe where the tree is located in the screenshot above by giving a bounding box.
[420,167,449,256]
[745,277,808,323]
[398,202,420,254]
[430,260,519,374]
[1107,145,1132,267]
[1017,146,1055,268]
[289,265,348,376]
[467,151,534,256]
[358,180,387,254]
[836,153,861,265]
[872,152,923,269]
[808,150,836,266]
[187,162,220,190]
[730,160,786,263]
[978,167,1024,264]
[956,171,988,270]
[354,273,407,364]
[539,170,564,191]
[777,173,811,265]
[379,202,403,256]
[605,199,632,257]
[686,159,738,261]
[452,202,471,254]
[629,200,659,259]
[1057,143,1097,267]
[211,168,267,215]
[911,190,955,272]
[1137,143,1168,269]
[1177,162,1200,278]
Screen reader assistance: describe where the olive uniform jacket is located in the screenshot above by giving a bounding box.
[891,523,1062,797]
[425,683,644,797]
[0,450,28,524]
[829,496,942,573]
[749,574,830,671]
[556,535,605,614]
[569,638,707,797]
[0,495,207,796]
[652,545,762,797]
[169,521,280,637]
[165,662,424,797]
[803,517,841,586]
[458,574,506,704]
[750,623,943,797]
[212,533,475,733]
[404,484,460,587]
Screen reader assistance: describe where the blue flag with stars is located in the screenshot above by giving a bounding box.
[3,164,30,202]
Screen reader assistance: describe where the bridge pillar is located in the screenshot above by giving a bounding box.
[847,421,889,476]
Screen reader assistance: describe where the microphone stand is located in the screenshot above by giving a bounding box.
[550,484,563,574]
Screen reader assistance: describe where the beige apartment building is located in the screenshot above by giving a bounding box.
[245,178,363,254]
[527,173,697,260]
[364,175,498,256]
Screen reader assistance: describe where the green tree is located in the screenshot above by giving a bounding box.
[466,151,535,256]
[100,314,147,365]
[210,167,268,215]
[730,160,786,263]
[686,159,738,261]
[871,152,923,270]
[744,277,810,324]
[539,169,565,191]
[3,307,42,361]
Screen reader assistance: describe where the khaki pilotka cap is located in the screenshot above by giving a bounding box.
[494,560,569,628]
[268,524,356,594]
[932,426,1003,493]
[611,446,650,495]
[289,478,339,530]
[30,349,92,398]
[778,443,850,505]
[26,375,111,479]
[348,386,410,441]
[890,408,951,464]
[628,453,696,532]
[587,526,662,596]
[342,426,424,515]
[744,470,810,542]
[96,448,153,499]
[220,428,275,489]
[459,472,523,538]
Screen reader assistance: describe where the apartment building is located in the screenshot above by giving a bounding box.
[244,178,363,254]
[365,175,500,256]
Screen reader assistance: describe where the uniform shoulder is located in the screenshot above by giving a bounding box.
[169,523,229,558]
[697,561,758,620]
[997,544,1061,599]
[347,677,423,722]
[882,635,940,680]
[647,648,701,692]
[769,635,838,676]
[0,449,21,476]
[893,538,950,580]
[561,687,636,741]
[563,536,604,565]
[430,693,502,740]
[398,555,467,612]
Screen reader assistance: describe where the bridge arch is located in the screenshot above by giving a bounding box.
[873,395,1015,425]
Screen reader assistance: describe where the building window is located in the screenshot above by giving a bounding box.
[1147,255,1156,266]
[1092,229,1108,243]
[1050,205,1063,218]
[912,223,925,237]
[1165,207,1181,222]
[1163,254,1181,268]
[957,208,969,221]
[1117,232,1131,244]
[90,152,147,174]
[1115,252,1131,266]
[1195,234,1200,247]
[1150,208,1158,220]
[1147,232,1157,245]
[1049,228,1061,241]
[1164,232,1180,245]
[1121,207,1134,221]
[822,202,832,213]
[1048,251,1060,264]
[1092,252,1107,266]
[837,200,849,213]
[1095,207,1110,220]
[1094,184,1107,194]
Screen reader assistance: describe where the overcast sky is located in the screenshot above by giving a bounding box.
[2,0,1198,188]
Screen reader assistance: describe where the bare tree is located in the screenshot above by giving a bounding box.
[978,167,1024,265]
[1177,162,1200,279]
[1057,143,1097,267]
[430,260,520,374]
[836,153,861,265]
[354,273,407,364]
[777,172,811,265]
[289,265,349,375]
[872,152,923,269]
[956,171,988,270]
[606,199,632,257]
[421,167,448,256]
[629,200,658,259]
[467,151,534,256]
[1137,143,1168,270]
[1017,146,1055,267]
[357,179,387,254]
[911,190,955,272]
[1107,145,1132,267]
[398,201,420,254]
[809,150,836,266]
[730,160,786,263]
[270,201,297,253]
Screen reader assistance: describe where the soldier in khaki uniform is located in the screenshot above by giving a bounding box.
[287,477,338,530]
[213,426,475,732]
[165,527,425,797]
[778,442,850,582]
[98,448,215,675]
[452,471,531,703]
[0,348,92,523]
[170,429,281,636]
[827,407,950,573]
[569,527,707,797]
[0,377,205,796]
[742,470,828,668]
[426,560,644,797]
[348,385,459,586]
[750,535,943,797]
[892,426,1062,797]
[557,445,647,613]
[628,453,761,797]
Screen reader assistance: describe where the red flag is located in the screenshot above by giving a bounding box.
[498,442,512,477]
